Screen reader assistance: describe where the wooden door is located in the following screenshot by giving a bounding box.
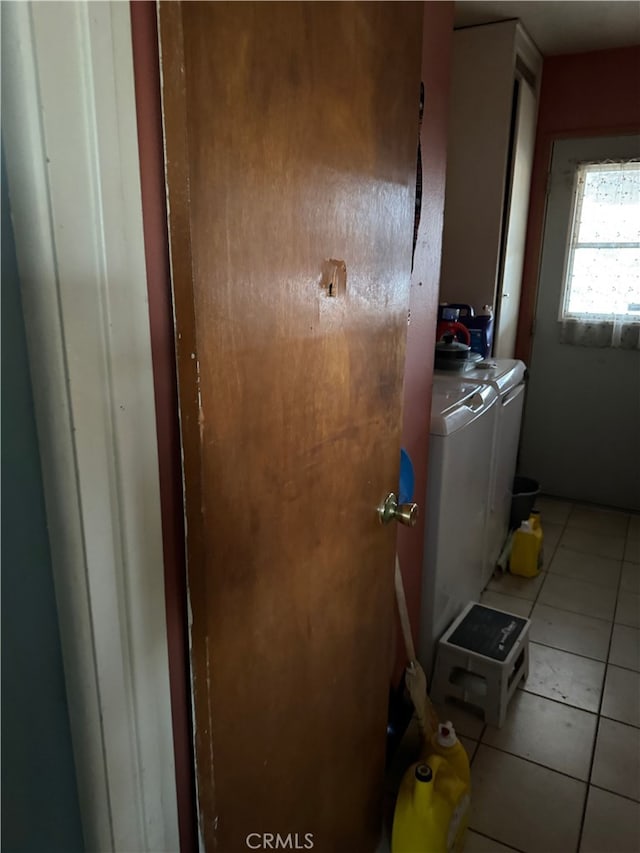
[159,3,423,850]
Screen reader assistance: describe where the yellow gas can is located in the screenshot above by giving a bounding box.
[391,754,470,853]
[509,513,543,578]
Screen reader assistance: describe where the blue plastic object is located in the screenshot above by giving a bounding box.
[399,449,415,504]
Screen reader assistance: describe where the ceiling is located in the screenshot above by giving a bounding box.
[454,1,640,56]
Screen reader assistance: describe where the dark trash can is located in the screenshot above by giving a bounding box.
[510,476,540,529]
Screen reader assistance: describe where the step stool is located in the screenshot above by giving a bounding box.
[430,602,530,728]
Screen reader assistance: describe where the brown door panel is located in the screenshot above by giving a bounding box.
[159,3,423,850]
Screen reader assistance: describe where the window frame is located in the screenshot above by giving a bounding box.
[559,158,640,323]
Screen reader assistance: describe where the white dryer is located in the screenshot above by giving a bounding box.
[466,360,527,585]
[419,377,498,673]
[434,359,527,587]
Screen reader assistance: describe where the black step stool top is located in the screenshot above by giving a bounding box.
[447,604,528,662]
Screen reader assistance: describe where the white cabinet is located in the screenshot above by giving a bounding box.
[439,21,542,358]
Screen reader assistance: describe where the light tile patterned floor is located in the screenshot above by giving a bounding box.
[384,498,640,853]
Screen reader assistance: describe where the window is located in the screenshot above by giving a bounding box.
[560,161,640,321]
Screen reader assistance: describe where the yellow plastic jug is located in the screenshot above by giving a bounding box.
[509,513,543,578]
[391,754,470,853]
[422,721,471,787]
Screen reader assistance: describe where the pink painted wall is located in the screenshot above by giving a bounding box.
[516,45,640,363]
[394,1,454,683]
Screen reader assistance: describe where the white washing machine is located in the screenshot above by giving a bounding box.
[418,377,498,673]
[434,359,527,587]
[469,360,527,585]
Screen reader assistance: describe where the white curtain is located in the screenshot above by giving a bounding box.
[559,317,640,349]
[558,160,640,350]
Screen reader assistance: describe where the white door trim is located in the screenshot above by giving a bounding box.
[2,3,179,850]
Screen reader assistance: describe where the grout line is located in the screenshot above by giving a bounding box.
[556,540,627,562]
[561,496,632,518]
[541,568,623,594]
[471,723,486,765]
[518,659,640,729]
[542,528,565,564]
[589,781,640,806]
[527,638,610,666]
[531,501,572,607]
[515,685,599,716]
[475,741,590,787]
[613,619,640,631]
[529,599,616,624]
[465,827,524,853]
[575,524,628,853]
[551,550,626,571]
[467,737,481,766]
[597,715,640,733]
[602,659,640,676]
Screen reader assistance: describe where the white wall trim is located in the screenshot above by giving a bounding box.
[2,3,179,850]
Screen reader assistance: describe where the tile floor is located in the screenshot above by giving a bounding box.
[385,498,640,853]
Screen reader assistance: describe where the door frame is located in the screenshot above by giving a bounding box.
[2,2,182,849]
[519,132,640,508]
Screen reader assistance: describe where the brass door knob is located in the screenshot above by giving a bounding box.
[378,493,419,527]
